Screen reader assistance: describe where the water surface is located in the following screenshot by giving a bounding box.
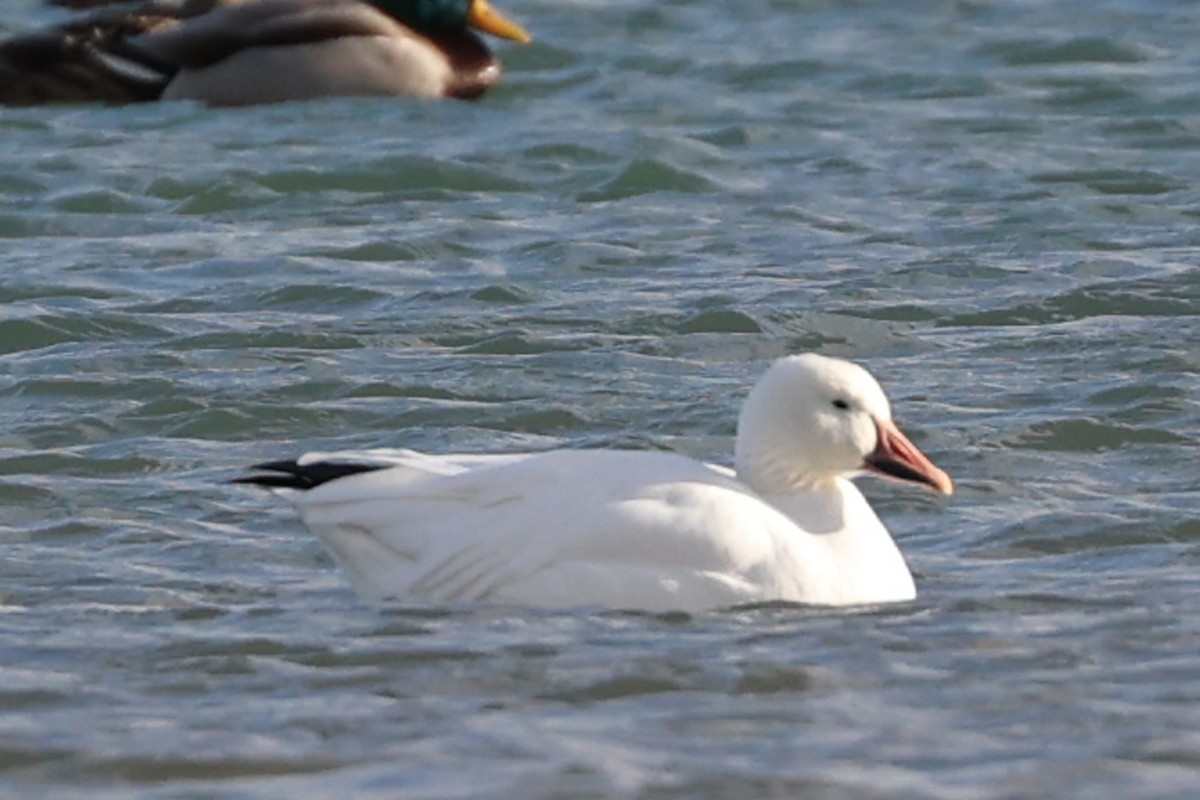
[0,0,1198,797]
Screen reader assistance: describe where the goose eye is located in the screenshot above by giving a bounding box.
[832,399,850,410]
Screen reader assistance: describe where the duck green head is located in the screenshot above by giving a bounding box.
[380,0,532,42]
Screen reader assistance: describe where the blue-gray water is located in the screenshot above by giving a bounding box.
[1,0,1199,797]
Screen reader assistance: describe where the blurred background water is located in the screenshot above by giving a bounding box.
[0,0,1198,797]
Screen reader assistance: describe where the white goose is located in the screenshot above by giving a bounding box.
[236,354,953,612]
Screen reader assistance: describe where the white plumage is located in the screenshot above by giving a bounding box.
[238,354,953,612]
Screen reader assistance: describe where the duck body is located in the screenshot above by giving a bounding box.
[0,0,530,106]
[237,355,954,612]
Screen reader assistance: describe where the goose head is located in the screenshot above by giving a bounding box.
[734,354,953,496]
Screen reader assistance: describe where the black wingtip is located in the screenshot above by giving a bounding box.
[232,459,388,490]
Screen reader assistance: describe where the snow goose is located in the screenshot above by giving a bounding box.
[235,353,952,611]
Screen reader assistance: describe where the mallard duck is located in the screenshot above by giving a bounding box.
[235,354,954,612]
[0,0,531,106]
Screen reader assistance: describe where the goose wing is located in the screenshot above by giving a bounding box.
[251,449,802,610]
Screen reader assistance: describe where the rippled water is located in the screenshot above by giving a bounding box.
[1,0,1198,797]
